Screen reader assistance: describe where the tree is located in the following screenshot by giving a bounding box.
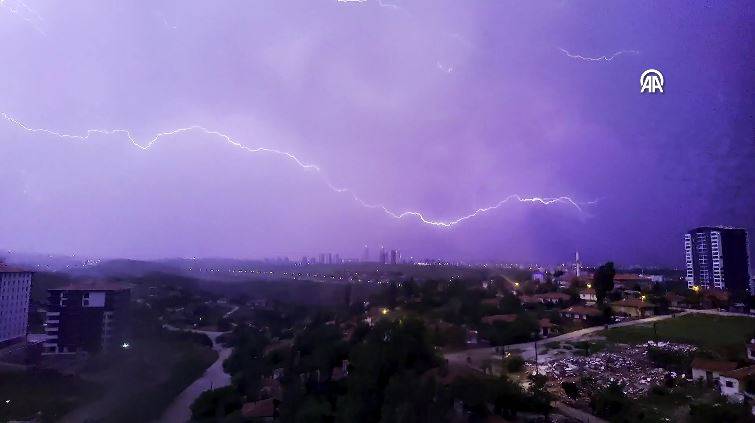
[336,318,441,423]
[689,399,752,423]
[379,372,444,423]
[190,386,242,421]
[400,278,419,300]
[504,355,525,373]
[593,262,616,304]
[591,381,628,419]
[561,381,580,399]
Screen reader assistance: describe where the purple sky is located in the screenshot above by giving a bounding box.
[0,0,752,266]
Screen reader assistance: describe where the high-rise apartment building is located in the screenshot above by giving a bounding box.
[0,265,32,347]
[684,227,751,294]
[43,282,131,355]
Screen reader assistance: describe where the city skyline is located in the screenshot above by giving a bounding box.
[0,1,752,265]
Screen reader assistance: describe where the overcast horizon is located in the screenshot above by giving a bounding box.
[1,0,753,267]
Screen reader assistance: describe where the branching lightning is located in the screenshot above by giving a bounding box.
[558,47,639,62]
[1,112,593,228]
[337,0,401,10]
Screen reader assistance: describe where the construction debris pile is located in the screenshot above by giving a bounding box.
[541,342,697,399]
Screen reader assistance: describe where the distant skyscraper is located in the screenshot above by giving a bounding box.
[319,253,326,264]
[379,246,386,265]
[390,249,397,265]
[0,265,32,347]
[334,254,341,264]
[684,227,751,294]
[575,251,581,278]
[327,253,333,265]
[362,245,369,262]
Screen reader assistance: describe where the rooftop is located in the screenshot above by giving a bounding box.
[720,365,755,381]
[562,306,602,316]
[535,292,571,300]
[0,263,31,273]
[690,358,738,373]
[241,398,276,418]
[612,298,656,309]
[482,314,518,324]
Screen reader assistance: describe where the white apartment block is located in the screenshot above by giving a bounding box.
[0,267,33,346]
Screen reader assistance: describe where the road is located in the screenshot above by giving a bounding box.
[159,330,233,423]
[447,308,754,371]
[223,305,239,318]
[446,312,683,369]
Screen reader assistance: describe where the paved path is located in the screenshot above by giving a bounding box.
[158,330,233,423]
[223,305,239,318]
[679,308,755,318]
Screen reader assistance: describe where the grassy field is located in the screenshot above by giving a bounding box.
[0,369,102,422]
[602,314,754,359]
[629,381,715,423]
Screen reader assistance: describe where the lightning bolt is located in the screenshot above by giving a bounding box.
[0,0,45,35]
[1,112,593,228]
[558,47,639,62]
[337,0,401,10]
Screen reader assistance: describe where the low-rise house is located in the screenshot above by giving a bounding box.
[691,358,738,383]
[538,318,556,337]
[613,274,652,289]
[241,398,278,421]
[466,329,478,345]
[560,306,602,321]
[482,314,518,325]
[365,307,391,325]
[481,298,500,308]
[665,292,686,308]
[579,288,597,304]
[610,299,656,318]
[701,289,730,309]
[519,295,540,308]
[718,365,755,402]
[535,292,571,306]
[259,377,282,400]
[331,360,349,381]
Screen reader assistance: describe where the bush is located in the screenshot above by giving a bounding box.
[191,386,243,420]
[505,356,525,373]
[591,381,629,419]
[561,381,580,399]
[689,400,752,423]
[647,346,693,372]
